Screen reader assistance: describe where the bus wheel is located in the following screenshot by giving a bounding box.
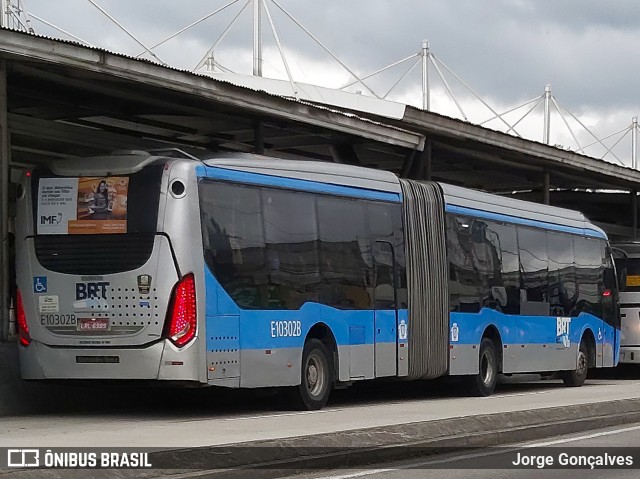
[562,341,588,387]
[290,339,333,410]
[464,338,498,397]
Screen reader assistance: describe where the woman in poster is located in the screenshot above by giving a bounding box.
[88,180,111,220]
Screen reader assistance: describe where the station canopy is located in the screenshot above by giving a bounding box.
[1,27,639,238]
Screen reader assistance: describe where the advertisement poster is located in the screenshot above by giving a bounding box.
[37,177,129,235]
[37,178,78,235]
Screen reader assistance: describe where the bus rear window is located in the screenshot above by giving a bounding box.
[623,258,640,291]
[32,165,163,235]
[30,165,163,275]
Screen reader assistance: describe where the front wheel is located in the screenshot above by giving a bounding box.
[463,338,498,397]
[288,339,333,410]
[562,341,588,387]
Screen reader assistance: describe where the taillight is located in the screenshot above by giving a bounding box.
[165,274,196,347]
[16,289,30,346]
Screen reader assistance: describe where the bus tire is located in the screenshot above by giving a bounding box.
[562,340,588,387]
[464,338,498,397]
[290,339,333,410]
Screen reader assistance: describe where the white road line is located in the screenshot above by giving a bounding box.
[313,423,640,479]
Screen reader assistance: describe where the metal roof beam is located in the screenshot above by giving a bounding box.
[8,113,165,152]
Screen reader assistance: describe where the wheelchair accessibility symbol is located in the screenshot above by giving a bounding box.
[33,276,47,294]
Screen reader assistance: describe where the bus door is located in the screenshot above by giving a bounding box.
[373,241,398,377]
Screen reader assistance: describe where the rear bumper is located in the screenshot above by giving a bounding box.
[619,346,640,364]
[19,339,203,382]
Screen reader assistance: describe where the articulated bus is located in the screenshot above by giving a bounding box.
[15,151,620,409]
[612,243,640,364]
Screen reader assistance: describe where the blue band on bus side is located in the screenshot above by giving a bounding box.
[445,204,607,239]
[450,309,618,345]
[199,166,402,203]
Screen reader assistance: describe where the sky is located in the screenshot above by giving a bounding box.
[17,0,640,166]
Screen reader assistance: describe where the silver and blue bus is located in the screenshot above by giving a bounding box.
[15,151,620,409]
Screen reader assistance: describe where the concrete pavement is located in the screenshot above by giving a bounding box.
[3,339,640,476]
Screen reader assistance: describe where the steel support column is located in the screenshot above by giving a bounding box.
[253,0,262,77]
[253,120,264,155]
[633,189,638,239]
[633,116,638,170]
[400,150,416,178]
[424,138,432,180]
[543,170,550,205]
[543,84,551,145]
[421,40,429,111]
[0,60,9,340]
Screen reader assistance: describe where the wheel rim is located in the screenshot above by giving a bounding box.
[577,350,587,377]
[481,351,493,386]
[306,352,326,398]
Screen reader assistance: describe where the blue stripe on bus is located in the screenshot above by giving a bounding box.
[445,204,607,239]
[205,256,615,352]
[449,308,616,347]
[198,166,402,202]
[205,257,617,364]
[195,165,206,177]
[204,266,402,351]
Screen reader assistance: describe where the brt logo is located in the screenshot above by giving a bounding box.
[76,282,110,300]
[557,317,572,336]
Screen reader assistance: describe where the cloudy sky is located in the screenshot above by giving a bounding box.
[19,0,640,166]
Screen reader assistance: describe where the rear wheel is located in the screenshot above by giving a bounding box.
[289,339,333,410]
[464,338,498,396]
[562,340,588,387]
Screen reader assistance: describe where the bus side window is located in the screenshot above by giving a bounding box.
[517,226,550,316]
[547,231,576,317]
[573,237,603,317]
[317,196,371,310]
[446,214,504,313]
[263,189,321,309]
[367,202,406,308]
[488,222,520,314]
[446,214,482,313]
[199,182,267,309]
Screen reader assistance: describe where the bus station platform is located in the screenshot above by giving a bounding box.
[2,339,640,476]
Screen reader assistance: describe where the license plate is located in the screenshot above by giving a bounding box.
[77,318,110,332]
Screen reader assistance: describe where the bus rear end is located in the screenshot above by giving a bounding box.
[15,152,205,383]
[614,243,640,364]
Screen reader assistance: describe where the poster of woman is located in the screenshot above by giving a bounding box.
[68,176,129,234]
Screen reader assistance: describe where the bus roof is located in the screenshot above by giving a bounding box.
[439,182,603,235]
[203,152,402,194]
[45,149,200,176]
[40,151,605,238]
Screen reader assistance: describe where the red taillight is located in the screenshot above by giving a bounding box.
[16,289,30,346]
[603,289,612,297]
[165,274,196,348]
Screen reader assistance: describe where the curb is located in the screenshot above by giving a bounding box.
[145,397,640,478]
[4,397,640,478]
